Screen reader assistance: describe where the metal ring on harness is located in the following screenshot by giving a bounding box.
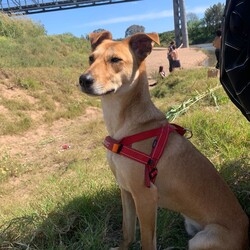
[184,128,193,139]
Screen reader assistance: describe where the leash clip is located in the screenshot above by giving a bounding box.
[184,128,193,139]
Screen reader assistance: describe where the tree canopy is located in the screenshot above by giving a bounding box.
[204,3,224,33]
[125,25,145,37]
[187,2,225,44]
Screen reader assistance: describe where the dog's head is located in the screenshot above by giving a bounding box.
[79,31,160,96]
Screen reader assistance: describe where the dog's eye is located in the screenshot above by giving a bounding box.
[89,56,94,64]
[110,57,122,63]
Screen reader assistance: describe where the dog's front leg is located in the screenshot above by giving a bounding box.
[112,188,137,250]
[121,188,137,248]
[135,184,158,250]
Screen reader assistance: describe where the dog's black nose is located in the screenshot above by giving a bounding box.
[79,74,94,87]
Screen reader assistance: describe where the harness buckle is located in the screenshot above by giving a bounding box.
[112,143,123,153]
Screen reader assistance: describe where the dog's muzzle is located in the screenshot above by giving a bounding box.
[79,73,115,96]
[79,73,94,92]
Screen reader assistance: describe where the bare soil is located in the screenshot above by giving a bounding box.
[146,47,207,84]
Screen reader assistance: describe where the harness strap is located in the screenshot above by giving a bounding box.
[103,123,188,188]
[145,124,170,186]
[104,136,152,165]
[119,123,186,145]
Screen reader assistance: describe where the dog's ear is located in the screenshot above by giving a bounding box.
[89,31,112,51]
[129,33,160,60]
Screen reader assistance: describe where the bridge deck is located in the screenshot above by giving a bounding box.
[0,0,139,15]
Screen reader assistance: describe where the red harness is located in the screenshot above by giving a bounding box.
[103,123,190,188]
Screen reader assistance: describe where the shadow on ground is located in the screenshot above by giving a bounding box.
[0,158,249,249]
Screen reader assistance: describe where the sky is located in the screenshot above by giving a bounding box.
[27,0,225,39]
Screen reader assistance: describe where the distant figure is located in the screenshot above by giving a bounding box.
[159,66,166,78]
[170,45,181,71]
[213,29,222,69]
[167,41,175,72]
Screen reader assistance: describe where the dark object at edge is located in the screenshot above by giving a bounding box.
[220,0,250,121]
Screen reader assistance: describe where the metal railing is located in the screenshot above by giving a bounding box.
[0,0,139,15]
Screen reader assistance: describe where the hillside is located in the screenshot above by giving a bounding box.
[0,14,249,249]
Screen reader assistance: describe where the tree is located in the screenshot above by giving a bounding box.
[186,12,199,23]
[186,3,225,44]
[93,28,106,33]
[187,18,207,44]
[204,3,225,34]
[125,25,145,38]
[187,13,207,44]
[159,31,175,47]
[85,29,106,40]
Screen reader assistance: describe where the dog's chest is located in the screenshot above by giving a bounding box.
[106,139,155,189]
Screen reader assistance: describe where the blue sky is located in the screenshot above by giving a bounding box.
[29,0,225,39]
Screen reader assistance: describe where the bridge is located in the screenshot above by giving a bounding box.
[0,0,139,15]
[0,0,188,47]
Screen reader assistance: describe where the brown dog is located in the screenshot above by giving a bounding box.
[79,31,249,249]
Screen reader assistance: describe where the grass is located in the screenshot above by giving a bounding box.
[0,151,32,181]
[0,14,89,68]
[0,68,249,249]
[0,12,92,131]
[0,14,249,249]
[0,112,33,135]
[0,67,102,135]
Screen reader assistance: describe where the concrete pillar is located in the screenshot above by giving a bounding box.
[173,0,189,48]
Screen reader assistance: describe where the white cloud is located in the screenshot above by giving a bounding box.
[78,6,208,28]
[78,10,173,27]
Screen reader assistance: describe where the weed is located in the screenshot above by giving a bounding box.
[0,152,30,182]
[17,78,42,90]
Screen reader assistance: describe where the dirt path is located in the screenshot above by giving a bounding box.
[146,47,207,76]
